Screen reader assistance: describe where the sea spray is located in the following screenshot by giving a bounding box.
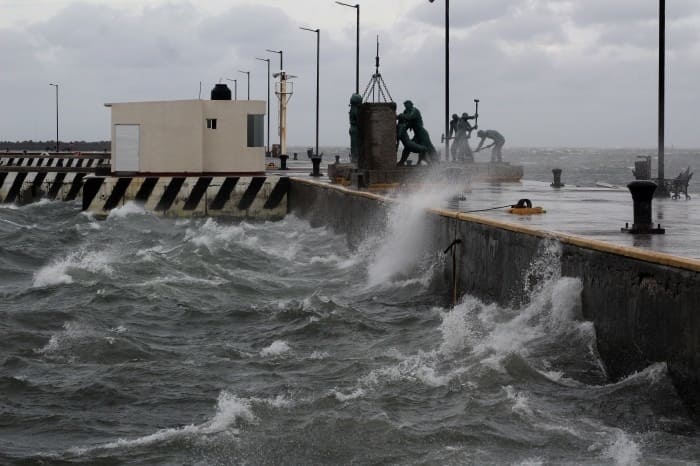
[365,173,463,287]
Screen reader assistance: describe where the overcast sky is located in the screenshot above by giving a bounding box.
[1,0,698,148]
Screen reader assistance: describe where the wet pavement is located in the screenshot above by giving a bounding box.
[269,158,699,260]
[457,180,700,260]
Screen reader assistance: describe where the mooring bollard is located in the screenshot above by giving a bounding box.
[621,180,665,234]
[279,154,289,170]
[310,156,322,177]
[551,168,564,188]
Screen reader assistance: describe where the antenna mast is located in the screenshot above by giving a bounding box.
[362,35,393,103]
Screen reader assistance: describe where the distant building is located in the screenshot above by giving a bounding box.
[105,86,265,175]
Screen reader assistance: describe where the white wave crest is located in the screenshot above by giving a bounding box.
[107,201,146,219]
[33,249,114,288]
[260,340,291,357]
[67,391,254,456]
[601,430,642,466]
[185,218,253,251]
[332,387,366,402]
[36,322,95,355]
[505,385,533,417]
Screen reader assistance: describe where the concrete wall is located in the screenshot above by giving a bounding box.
[107,99,266,174]
[202,100,265,173]
[289,179,700,417]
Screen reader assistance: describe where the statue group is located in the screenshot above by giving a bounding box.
[348,94,506,166]
[395,101,506,166]
[449,113,477,162]
[397,100,438,166]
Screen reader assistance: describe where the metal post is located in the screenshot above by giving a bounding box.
[658,0,666,185]
[301,27,320,159]
[355,5,360,95]
[256,57,272,156]
[267,49,283,71]
[225,79,237,100]
[428,0,449,161]
[49,83,59,153]
[336,2,360,94]
[445,0,450,163]
[266,49,284,153]
[239,70,250,100]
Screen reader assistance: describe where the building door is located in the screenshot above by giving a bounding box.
[115,124,140,172]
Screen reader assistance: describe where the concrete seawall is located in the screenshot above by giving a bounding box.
[289,178,700,417]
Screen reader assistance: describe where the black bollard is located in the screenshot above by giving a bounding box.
[293,152,298,160]
[279,154,288,170]
[335,155,340,164]
[310,156,323,177]
[551,168,565,188]
[621,180,665,234]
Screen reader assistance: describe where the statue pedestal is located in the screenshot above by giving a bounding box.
[358,103,397,171]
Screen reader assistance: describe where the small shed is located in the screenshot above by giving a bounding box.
[105,85,265,175]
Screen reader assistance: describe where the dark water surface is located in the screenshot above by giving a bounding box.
[2,154,700,464]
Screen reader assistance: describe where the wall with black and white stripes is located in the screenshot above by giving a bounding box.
[0,155,289,218]
[82,176,289,219]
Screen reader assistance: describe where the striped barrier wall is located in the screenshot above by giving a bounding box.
[82,176,289,219]
[0,171,87,204]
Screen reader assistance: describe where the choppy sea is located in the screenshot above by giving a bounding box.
[1,148,699,465]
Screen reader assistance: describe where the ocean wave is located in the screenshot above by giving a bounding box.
[260,340,291,357]
[32,249,114,288]
[106,201,147,219]
[65,391,254,456]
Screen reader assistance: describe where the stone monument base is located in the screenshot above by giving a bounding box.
[328,162,523,190]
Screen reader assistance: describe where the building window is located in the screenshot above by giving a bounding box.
[206,118,217,130]
[247,114,264,148]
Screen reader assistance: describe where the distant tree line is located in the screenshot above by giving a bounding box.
[0,140,110,151]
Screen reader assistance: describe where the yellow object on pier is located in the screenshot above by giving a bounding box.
[508,199,546,215]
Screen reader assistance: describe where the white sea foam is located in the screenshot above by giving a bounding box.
[601,430,642,466]
[260,340,291,357]
[332,387,366,401]
[438,299,482,354]
[67,391,254,456]
[138,272,227,288]
[32,249,114,288]
[107,201,146,219]
[505,385,533,417]
[515,459,545,466]
[36,322,93,355]
[308,351,329,360]
[185,218,255,251]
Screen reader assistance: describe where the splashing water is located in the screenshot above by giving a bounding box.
[366,181,461,287]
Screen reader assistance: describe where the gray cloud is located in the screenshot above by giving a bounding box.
[0,0,699,149]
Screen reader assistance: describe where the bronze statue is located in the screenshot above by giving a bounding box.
[348,94,362,164]
[475,129,505,162]
[455,112,477,162]
[397,100,437,166]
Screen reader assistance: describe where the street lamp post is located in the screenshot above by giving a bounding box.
[256,57,272,156]
[239,70,251,100]
[266,49,283,71]
[335,2,360,95]
[428,0,449,162]
[49,83,59,153]
[225,78,238,100]
[658,0,666,191]
[301,26,320,160]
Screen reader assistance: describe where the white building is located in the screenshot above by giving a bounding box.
[105,91,266,175]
